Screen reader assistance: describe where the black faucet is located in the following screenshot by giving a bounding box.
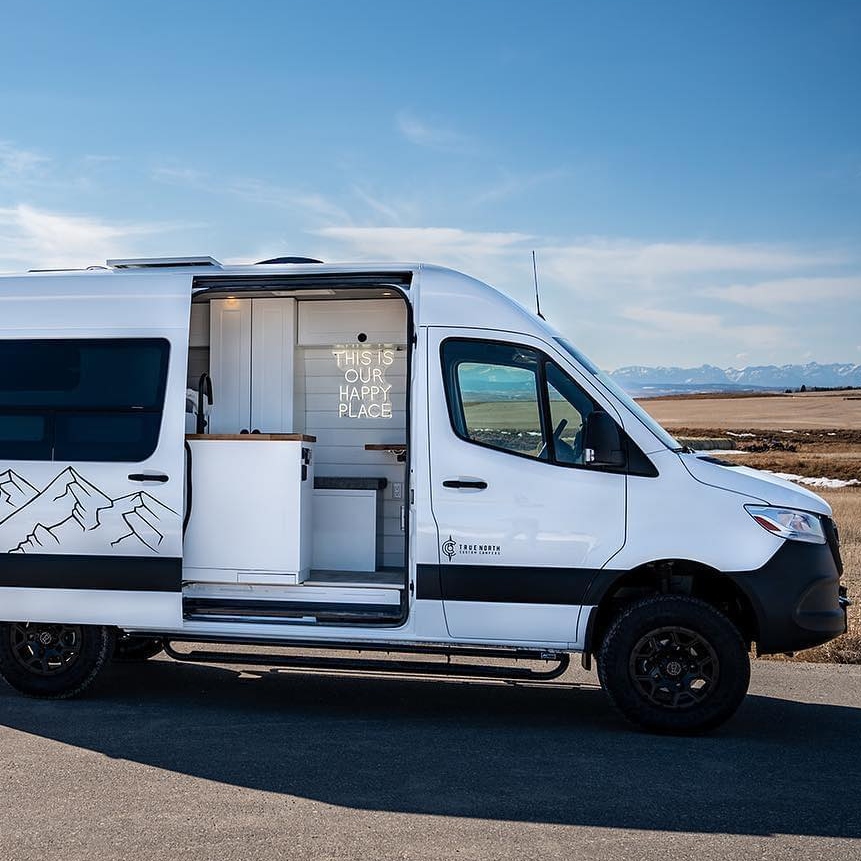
[196,372,213,434]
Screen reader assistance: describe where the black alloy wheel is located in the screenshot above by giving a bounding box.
[0,622,114,699]
[628,626,719,710]
[9,622,84,676]
[597,595,750,734]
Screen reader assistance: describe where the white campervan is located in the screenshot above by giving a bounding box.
[0,256,849,733]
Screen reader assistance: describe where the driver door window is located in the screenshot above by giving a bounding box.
[545,362,596,465]
[443,339,607,468]
[442,341,548,461]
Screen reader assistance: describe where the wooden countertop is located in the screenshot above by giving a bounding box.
[186,434,317,442]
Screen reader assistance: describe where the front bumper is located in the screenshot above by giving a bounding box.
[728,533,849,655]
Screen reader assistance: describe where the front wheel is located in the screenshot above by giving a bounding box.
[0,622,114,699]
[597,595,750,734]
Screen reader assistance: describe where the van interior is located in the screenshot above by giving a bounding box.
[182,275,411,628]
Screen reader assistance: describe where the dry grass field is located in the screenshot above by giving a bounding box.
[642,389,861,430]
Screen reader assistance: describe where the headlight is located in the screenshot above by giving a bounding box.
[745,505,826,544]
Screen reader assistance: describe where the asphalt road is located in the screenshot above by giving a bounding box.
[0,655,859,861]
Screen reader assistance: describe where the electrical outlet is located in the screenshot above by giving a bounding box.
[392,481,403,500]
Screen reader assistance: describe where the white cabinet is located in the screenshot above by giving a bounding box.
[209,298,296,434]
[251,298,296,433]
[311,489,377,572]
[183,437,314,583]
[298,299,405,346]
[209,299,252,433]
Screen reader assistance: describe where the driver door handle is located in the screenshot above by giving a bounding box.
[442,479,488,490]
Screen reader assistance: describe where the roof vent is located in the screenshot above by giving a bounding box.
[107,256,222,269]
[256,256,323,265]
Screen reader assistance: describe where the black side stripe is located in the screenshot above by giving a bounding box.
[416,564,599,605]
[0,554,182,592]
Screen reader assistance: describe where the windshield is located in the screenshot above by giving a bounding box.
[554,337,682,452]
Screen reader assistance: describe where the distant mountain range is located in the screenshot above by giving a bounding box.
[610,362,861,396]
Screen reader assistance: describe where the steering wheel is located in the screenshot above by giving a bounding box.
[538,418,569,460]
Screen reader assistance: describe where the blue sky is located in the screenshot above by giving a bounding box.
[1,0,859,369]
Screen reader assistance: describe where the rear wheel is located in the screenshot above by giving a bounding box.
[113,634,164,663]
[597,595,750,734]
[0,622,114,699]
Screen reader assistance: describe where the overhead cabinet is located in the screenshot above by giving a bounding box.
[298,299,405,346]
[209,298,296,434]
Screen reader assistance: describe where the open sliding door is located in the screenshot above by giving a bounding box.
[0,273,190,629]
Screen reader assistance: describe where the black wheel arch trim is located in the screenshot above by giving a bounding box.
[582,541,846,656]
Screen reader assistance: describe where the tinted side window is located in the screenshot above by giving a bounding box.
[0,340,167,408]
[442,340,548,460]
[0,339,169,463]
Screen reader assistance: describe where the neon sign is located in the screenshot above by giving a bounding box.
[333,348,395,419]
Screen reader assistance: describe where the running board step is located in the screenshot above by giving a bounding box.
[183,597,401,624]
[163,641,570,682]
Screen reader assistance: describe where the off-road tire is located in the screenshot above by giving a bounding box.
[113,634,165,663]
[597,595,750,734]
[0,622,114,699]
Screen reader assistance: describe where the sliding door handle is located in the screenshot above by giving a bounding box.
[443,479,488,490]
[128,472,169,484]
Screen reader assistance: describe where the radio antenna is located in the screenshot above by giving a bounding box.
[532,250,546,320]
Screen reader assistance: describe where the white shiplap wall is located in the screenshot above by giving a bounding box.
[301,345,408,569]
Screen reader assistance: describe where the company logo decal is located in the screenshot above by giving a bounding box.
[441,535,502,561]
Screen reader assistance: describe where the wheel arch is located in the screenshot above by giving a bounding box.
[584,559,759,656]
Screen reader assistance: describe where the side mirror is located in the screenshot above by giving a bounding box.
[582,411,625,468]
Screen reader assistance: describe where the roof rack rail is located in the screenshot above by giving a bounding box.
[106,256,222,270]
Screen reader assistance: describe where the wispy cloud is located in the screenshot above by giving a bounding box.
[396,111,475,152]
[0,204,190,271]
[229,179,352,224]
[152,165,209,186]
[81,154,122,165]
[621,306,723,334]
[349,184,414,225]
[312,224,858,365]
[470,168,570,207]
[153,165,352,225]
[703,276,860,308]
[314,226,532,270]
[540,239,844,288]
[0,142,51,183]
[620,306,786,347]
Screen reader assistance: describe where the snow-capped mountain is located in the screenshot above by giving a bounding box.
[610,362,861,395]
[0,467,177,555]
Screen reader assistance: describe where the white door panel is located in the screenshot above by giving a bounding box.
[426,328,626,643]
[0,315,189,626]
[443,601,579,645]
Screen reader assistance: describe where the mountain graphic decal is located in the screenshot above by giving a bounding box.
[0,470,38,522]
[0,467,178,556]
